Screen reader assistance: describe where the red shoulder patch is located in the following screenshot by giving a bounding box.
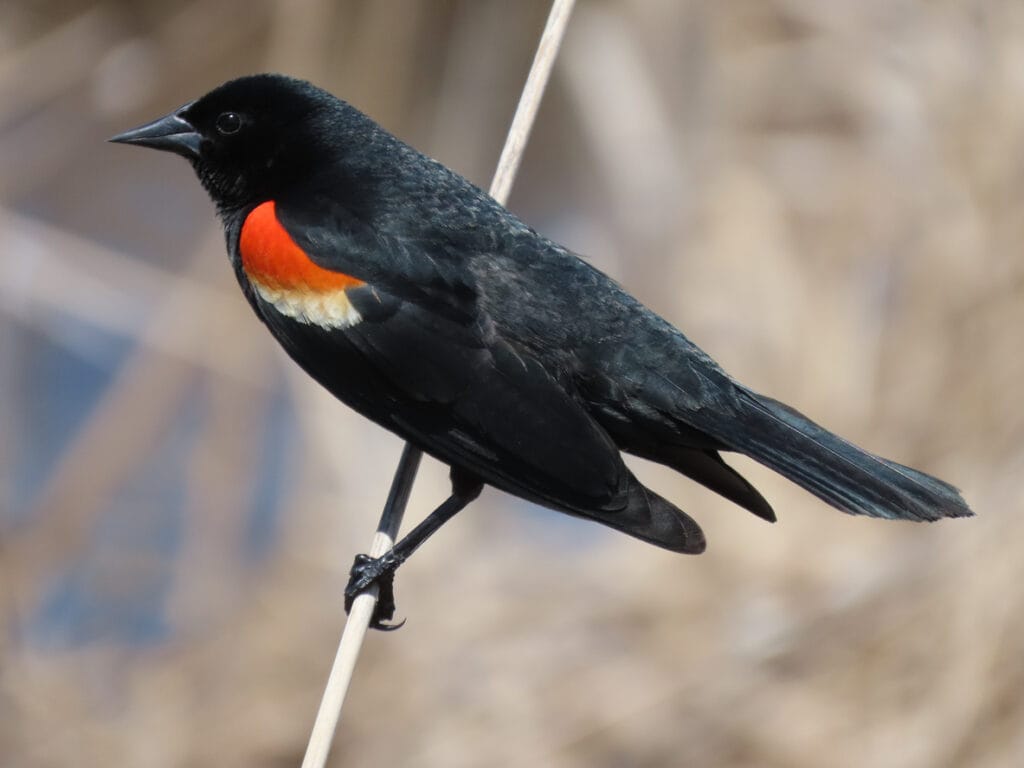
[239,201,365,293]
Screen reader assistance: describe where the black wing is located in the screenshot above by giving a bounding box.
[348,283,632,515]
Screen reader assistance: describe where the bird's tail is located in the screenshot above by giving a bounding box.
[724,389,972,521]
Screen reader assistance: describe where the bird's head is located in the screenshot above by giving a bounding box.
[111,74,376,216]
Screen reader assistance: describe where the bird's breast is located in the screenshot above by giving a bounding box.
[239,200,364,329]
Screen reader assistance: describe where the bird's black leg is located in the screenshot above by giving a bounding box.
[345,468,483,630]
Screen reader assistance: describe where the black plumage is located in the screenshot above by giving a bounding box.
[112,74,971,626]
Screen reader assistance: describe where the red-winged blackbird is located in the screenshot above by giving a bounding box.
[113,74,971,628]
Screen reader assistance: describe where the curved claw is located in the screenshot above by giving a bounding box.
[371,617,407,632]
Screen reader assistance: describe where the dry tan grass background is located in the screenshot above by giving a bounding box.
[2,1,1022,766]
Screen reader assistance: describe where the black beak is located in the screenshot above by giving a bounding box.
[110,103,201,160]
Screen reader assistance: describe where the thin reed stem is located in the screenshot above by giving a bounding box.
[300,2,577,766]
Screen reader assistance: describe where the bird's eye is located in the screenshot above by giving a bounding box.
[215,111,242,136]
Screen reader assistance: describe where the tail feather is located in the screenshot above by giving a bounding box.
[726,389,972,522]
[589,474,706,554]
[662,447,776,522]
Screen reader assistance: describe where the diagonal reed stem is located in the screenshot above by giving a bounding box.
[300,2,576,766]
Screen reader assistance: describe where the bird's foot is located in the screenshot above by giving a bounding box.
[344,552,406,631]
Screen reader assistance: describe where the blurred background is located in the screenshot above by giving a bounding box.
[2,1,1022,766]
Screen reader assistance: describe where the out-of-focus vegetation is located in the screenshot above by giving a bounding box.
[1,1,1021,766]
